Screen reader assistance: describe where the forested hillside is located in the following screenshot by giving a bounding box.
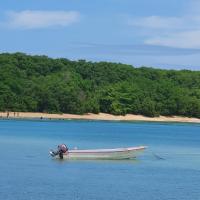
[0,53,200,118]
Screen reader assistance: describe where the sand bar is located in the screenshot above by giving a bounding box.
[0,111,200,123]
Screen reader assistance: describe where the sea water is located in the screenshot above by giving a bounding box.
[0,119,200,200]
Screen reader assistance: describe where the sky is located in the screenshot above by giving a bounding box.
[0,0,200,70]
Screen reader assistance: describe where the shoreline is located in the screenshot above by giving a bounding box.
[0,111,200,123]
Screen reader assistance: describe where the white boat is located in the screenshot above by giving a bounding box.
[50,146,146,160]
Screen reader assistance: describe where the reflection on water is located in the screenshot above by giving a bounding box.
[0,119,200,200]
[51,157,140,165]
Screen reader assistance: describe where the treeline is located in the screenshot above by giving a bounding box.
[0,52,200,118]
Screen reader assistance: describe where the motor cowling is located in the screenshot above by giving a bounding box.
[58,144,68,153]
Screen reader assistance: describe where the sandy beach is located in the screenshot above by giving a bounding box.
[0,111,200,123]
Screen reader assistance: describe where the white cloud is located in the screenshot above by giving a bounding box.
[128,16,185,30]
[128,1,200,48]
[5,10,80,29]
[145,30,200,48]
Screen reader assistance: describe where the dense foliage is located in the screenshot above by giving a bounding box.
[0,52,200,118]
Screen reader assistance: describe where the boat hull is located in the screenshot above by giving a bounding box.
[50,146,146,160]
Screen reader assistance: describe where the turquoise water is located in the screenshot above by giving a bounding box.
[0,119,200,200]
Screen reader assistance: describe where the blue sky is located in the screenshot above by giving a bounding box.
[1,0,200,70]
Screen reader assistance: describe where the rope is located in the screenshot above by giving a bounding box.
[149,151,200,160]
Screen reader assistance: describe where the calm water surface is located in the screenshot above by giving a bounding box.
[0,119,200,200]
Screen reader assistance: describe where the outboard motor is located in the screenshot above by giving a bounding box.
[58,144,68,159]
[50,144,68,159]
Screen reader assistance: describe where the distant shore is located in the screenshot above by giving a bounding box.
[0,111,200,123]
